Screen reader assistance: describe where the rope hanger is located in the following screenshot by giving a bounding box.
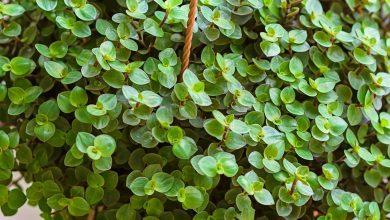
[179,0,198,82]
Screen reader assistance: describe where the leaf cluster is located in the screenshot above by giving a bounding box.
[0,0,390,219]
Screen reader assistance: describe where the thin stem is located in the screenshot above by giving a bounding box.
[87,206,96,220]
[51,207,66,216]
[159,11,169,28]
[289,176,298,195]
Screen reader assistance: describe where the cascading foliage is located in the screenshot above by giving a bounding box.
[0,0,390,219]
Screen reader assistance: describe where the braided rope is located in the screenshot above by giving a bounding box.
[178,0,198,82]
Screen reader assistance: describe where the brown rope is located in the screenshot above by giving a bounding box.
[178,0,198,82]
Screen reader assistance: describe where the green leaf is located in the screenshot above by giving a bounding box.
[152,172,174,193]
[229,120,249,134]
[178,186,204,209]
[49,41,68,58]
[183,70,212,106]
[204,26,220,41]
[315,78,336,93]
[213,111,227,126]
[129,177,148,196]
[260,41,280,57]
[198,156,217,177]
[8,87,24,104]
[8,189,26,210]
[38,100,60,121]
[158,66,176,88]
[383,194,390,212]
[87,173,105,187]
[94,156,112,171]
[172,137,197,159]
[295,147,313,160]
[204,119,224,140]
[353,48,375,65]
[44,61,66,78]
[280,86,295,104]
[0,85,7,102]
[254,189,274,205]
[116,204,136,220]
[75,4,97,21]
[276,200,292,217]
[34,122,56,142]
[144,18,164,37]
[42,180,61,197]
[296,181,313,196]
[201,46,215,67]
[327,45,345,62]
[358,147,375,162]
[2,4,25,16]
[225,131,246,150]
[140,91,162,107]
[322,163,339,180]
[0,150,14,170]
[248,151,264,169]
[289,56,303,76]
[3,21,21,37]
[0,185,8,206]
[68,197,90,216]
[24,87,42,104]
[120,39,138,51]
[72,21,92,38]
[129,69,150,85]
[328,116,348,136]
[86,186,104,205]
[0,131,10,150]
[36,0,57,11]
[70,86,88,107]
[318,176,337,190]
[237,174,256,195]
[363,170,381,188]
[16,145,32,164]
[159,48,177,66]
[156,106,173,126]
[167,126,183,144]
[9,57,35,76]
[217,153,239,177]
[313,31,332,47]
[98,94,117,111]
[380,159,390,168]
[347,104,362,126]
[35,44,50,57]
[263,158,280,173]
[289,30,307,44]
[94,134,116,157]
[76,132,95,153]
[264,102,281,122]
[100,41,116,61]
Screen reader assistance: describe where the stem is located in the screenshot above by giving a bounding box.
[51,207,66,215]
[63,84,70,91]
[159,10,169,28]
[144,37,156,54]
[222,126,229,140]
[334,154,346,163]
[130,20,148,48]
[87,206,97,220]
[289,176,297,195]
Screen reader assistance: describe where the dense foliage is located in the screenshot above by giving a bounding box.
[0,0,390,219]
